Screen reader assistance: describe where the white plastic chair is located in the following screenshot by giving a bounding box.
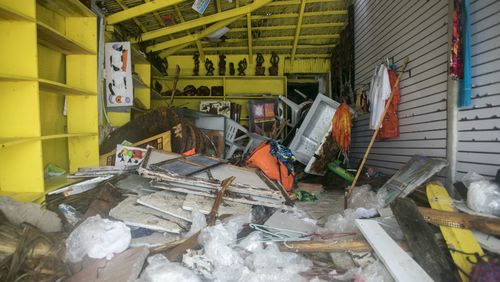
[245,132,271,154]
[224,118,250,159]
[278,96,313,128]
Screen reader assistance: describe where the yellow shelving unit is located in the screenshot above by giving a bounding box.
[151,76,287,126]
[0,0,98,202]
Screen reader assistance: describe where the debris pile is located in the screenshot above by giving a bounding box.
[1,103,499,281]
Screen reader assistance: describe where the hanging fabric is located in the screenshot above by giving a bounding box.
[368,64,391,130]
[459,0,472,107]
[450,0,464,81]
[332,103,351,152]
[377,69,401,140]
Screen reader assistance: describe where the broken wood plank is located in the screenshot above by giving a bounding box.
[257,170,294,206]
[391,198,458,282]
[182,193,252,216]
[355,219,433,282]
[208,176,236,226]
[417,206,500,236]
[277,239,408,253]
[109,196,189,233]
[79,182,124,223]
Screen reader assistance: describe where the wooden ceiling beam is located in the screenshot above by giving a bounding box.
[251,10,347,20]
[130,0,272,43]
[107,0,186,25]
[268,0,343,6]
[147,16,243,52]
[230,22,344,32]
[213,33,340,43]
[291,0,307,60]
[175,44,336,52]
[113,0,147,32]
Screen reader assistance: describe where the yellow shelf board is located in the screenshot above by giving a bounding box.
[0,73,36,81]
[0,133,97,149]
[37,21,96,55]
[39,79,97,96]
[225,76,285,80]
[154,75,225,80]
[37,0,95,17]
[154,75,285,80]
[225,95,279,99]
[0,191,44,203]
[0,3,36,21]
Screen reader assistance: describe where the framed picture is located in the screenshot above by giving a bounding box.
[248,99,277,135]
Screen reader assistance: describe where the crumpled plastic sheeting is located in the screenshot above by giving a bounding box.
[349,185,385,209]
[241,243,312,282]
[464,172,500,216]
[195,214,312,282]
[139,254,201,282]
[324,207,378,233]
[330,260,393,282]
[65,215,131,262]
[184,205,207,238]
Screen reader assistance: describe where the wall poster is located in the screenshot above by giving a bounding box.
[105,42,133,107]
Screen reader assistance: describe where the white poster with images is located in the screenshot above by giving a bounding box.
[105,42,133,107]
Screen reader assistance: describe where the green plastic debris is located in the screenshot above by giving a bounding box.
[293,191,318,202]
[327,160,354,183]
[44,163,66,178]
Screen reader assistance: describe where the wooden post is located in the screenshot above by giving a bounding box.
[345,58,409,208]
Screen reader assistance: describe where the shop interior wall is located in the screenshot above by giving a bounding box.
[350,0,450,179]
[455,0,500,179]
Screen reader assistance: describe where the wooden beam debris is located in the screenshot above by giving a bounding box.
[391,198,458,282]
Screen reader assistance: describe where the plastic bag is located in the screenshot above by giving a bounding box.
[465,172,500,216]
[184,205,207,238]
[197,215,250,281]
[349,184,384,209]
[240,243,312,282]
[140,254,201,282]
[330,260,393,282]
[65,215,131,262]
[324,208,377,233]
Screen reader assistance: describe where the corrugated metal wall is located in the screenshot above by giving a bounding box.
[456,0,500,179]
[351,0,449,175]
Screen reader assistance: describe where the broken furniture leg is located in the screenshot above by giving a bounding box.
[207,176,236,225]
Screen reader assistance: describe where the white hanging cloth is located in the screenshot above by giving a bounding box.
[368,64,392,130]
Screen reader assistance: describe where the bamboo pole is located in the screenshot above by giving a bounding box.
[345,58,410,208]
